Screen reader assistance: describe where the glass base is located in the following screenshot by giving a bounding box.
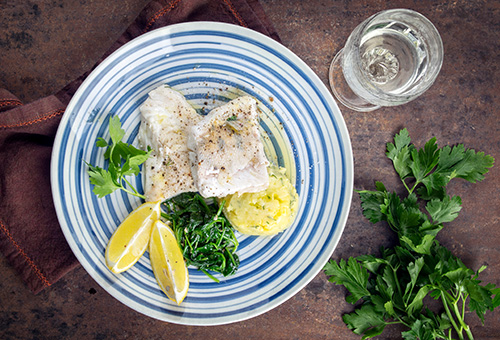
[329,49,380,112]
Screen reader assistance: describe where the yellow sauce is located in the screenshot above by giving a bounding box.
[222,166,299,236]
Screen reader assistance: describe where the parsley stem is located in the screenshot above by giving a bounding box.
[391,315,411,329]
[403,179,413,194]
[465,326,474,340]
[453,297,474,340]
[407,180,421,195]
[392,266,403,298]
[461,294,474,340]
[122,177,139,195]
[441,291,464,340]
[120,186,146,200]
[386,220,399,234]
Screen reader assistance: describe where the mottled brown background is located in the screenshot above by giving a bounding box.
[1,0,499,339]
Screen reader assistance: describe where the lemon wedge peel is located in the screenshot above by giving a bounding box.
[149,220,189,305]
[105,201,161,274]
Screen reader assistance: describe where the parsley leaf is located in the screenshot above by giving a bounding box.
[409,136,440,184]
[356,182,388,224]
[386,128,414,180]
[86,163,121,198]
[426,195,462,224]
[86,116,151,199]
[108,115,125,144]
[324,258,370,304]
[342,304,386,337]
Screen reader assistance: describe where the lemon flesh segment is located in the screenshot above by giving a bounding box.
[149,220,189,305]
[105,201,161,274]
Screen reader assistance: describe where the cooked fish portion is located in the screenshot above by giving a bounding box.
[188,96,269,198]
[138,86,202,202]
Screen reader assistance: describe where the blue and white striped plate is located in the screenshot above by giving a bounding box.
[51,22,353,325]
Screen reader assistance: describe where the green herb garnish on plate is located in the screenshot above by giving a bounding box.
[86,115,152,199]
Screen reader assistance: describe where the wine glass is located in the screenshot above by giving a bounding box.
[329,9,444,112]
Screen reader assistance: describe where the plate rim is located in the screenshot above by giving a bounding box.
[50,21,354,325]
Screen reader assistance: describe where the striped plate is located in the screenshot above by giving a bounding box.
[51,22,353,325]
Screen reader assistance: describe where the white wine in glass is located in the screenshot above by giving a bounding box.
[329,9,443,112]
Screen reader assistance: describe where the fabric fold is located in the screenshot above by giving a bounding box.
[0,96,71,294]
[0,89,23,113]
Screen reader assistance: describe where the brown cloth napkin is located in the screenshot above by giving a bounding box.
[0,0,280,294]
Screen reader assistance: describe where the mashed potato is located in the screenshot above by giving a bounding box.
[222,166,299,236]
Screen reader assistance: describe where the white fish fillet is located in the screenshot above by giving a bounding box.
[188,96,269,198]
[138,86,202,202]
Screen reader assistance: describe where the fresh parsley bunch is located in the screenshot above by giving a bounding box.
[324,129,499,340]
[86,116,152,199]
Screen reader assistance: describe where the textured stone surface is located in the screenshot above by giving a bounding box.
[1,0,499,339]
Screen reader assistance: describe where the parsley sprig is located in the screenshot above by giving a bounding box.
[324,129,498,340]
[86,116,151,199]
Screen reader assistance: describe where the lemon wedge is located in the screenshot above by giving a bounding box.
[149,220,189,305]
[105,201,161,274]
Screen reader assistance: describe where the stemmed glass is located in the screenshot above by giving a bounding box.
[329,9,444,112]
